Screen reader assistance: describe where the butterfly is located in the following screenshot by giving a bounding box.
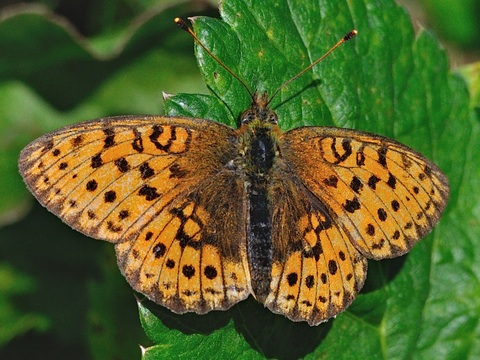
[18,19,449,326]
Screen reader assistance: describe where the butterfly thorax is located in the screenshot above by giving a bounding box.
[237,91,282,301]
[237,91,282,182]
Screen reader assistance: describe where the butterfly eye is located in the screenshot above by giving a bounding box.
[240,109,256,124]
[267,112,278,124]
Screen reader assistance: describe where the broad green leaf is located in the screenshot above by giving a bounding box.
[138,301,262,359]
[458,62,480,109]
[420,0,480,49]
[149,0,478,359]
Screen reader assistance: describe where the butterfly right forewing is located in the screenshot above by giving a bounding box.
[280,126,449,260]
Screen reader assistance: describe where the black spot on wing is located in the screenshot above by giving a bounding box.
[387,173,396,189]
[104,190,117,203]
[204,266,218,280]
[103,128,115,148]
[368,175,380,190]
[343,197,361,213]
[328,260,338,275]
[182,265,195,279]
[323,175,338,188]
[332,138,352,164]
[139,162,155,179]
[115,158,130,173]
[287,273,298,286]
[350,176,363,193]
[378,146,388,168]
[86,180,98,191]
[132,128,144,153]
[91,154,103,168]
[138,185,160,201]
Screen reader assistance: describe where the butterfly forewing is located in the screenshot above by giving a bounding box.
[280,126,450,260]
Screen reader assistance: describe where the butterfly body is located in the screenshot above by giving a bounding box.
[236,92,278,302]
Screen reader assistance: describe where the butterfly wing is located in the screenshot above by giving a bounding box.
[263,170,367,325]
[280,126,449,260]
[19,116,251,313]
[262,126,449,325]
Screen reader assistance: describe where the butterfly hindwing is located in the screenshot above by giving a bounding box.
[264,168,367,325]
[115,168,252,313]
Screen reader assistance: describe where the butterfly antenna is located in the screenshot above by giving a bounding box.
[267,30,358,106]
[175,18,255,99]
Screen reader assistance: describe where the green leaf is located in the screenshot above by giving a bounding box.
[420,0,480,49]
[458,62,480,109]
[0,263,49,347]
[138,300,263,359]
[147,0,478,359]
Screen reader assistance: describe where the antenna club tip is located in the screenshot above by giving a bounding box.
[344,30,358,41]
[174,17,188,30]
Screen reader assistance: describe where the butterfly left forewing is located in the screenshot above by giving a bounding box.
[19,116,231,241]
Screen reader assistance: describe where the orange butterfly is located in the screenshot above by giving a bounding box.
[18,19,449,325]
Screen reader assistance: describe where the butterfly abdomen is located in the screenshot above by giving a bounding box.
[241,123,281,301]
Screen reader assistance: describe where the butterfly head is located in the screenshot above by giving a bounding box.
[240,91,278,125]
